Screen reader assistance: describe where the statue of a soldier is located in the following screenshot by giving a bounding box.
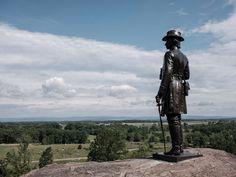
[156,30,190,155]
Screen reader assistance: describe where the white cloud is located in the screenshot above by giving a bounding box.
[186,2,236,116]
[42,77,76,98]
[2,2,236,119]
[191,6,236,42]
[0,23,162,76]
[0,23,162,118]
[109,85,137,98]
[0,80,23,98]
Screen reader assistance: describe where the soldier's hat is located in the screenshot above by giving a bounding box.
[162,30,184,41]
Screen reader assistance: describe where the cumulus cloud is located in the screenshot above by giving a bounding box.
[42,77,77,98]
[191,0,236,42]
[0,22,162,117]
[108,85,137,98]
[0,23,162,77]
[1,3,236,118]
[185,2,236,116]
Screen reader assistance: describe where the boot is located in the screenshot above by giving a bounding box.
[164,144,181,155]
[164,124,181,156]
[172,124,182,156]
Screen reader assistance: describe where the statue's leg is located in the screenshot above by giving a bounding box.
[165,114,182,155]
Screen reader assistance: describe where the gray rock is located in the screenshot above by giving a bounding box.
[22,148,236,177]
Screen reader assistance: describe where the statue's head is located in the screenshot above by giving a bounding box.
[162,30,184,49]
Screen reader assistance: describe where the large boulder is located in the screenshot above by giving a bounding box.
[23,148,236,177]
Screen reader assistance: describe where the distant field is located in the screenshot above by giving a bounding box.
[0,143,89,161]
[122,120,209,127]
[0,141,166,163]
[122,122,159,127]
[182,120,209,125]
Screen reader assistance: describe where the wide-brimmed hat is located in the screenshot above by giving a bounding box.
[162,30,184,41]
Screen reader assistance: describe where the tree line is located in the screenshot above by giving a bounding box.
[0,122,162,144]
[0,122,89,144]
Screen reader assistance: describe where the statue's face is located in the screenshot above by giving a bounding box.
[165,40,172,49]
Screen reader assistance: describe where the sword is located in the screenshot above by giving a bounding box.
[157,101,166,153]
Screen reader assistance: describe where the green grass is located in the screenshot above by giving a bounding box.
[0,144,18,159]
[0,142,168,161]
[87,135,96,142]
[126,142,142,149]
[0,144,90,161]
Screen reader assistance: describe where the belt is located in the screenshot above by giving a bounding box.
[172,74,183,80]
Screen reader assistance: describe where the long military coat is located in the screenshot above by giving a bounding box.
[158,48,190,114]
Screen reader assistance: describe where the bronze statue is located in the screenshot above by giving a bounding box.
[156,30,190,155]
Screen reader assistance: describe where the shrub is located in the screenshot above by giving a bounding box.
[39,147,53,168]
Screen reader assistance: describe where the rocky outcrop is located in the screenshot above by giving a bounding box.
[23,148,236,177]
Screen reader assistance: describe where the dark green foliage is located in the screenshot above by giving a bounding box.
[149,123,159,133]
[5,135,32,176]
[158,132,166,143]
[39,147,53,168]
[0,159,8,177]
[183,122,189,132]
[209,132,236,154]
[0,121,156,145]
[88,128,127,162]
[191,131,209,147]
[134,132,142,142]
[148,135,159,143]
[184,120,236,155]
[0,122,88,145]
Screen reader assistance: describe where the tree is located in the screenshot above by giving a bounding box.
[78,144,82,149]
[0,159,8,177]
[149,123,159,133]
[184,133,192,147]
[191,131,209,147]
[134,132,142,142]
[39,147,53,168]
[88,128,126,162]
[148,135,158,143]
[6,135,32,176]
[183,122,189,132]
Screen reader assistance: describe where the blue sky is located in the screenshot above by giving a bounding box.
[0,0,232,50]
[0,0,236,119]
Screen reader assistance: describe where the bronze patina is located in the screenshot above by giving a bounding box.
[156,29,190,156]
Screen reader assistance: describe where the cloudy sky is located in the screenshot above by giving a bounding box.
[0,0,236,120]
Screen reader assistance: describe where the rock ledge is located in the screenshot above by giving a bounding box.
[23,148,236,177]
